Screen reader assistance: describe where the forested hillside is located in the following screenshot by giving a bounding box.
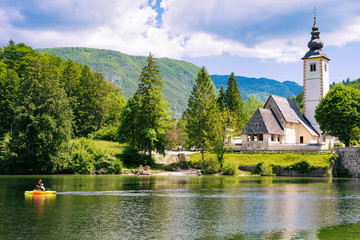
[37,47,303,115]
[37,47,199,117]
[211,75,303,103]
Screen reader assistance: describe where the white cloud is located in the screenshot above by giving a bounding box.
[1,0,360,65]
[324,16,360,47]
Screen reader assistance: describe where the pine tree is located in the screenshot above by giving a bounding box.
[119,53,171,157]
[186,66,222,164]
[217,85,226,111]
[225,72,244,132]
[7,55,73,174]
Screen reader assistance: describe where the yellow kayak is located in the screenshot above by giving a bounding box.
[24,190,57,195]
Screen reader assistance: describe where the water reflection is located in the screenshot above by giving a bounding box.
[24,194,56,220]
[1,176,360,239]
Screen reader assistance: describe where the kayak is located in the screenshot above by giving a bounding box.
[24,190,57,195]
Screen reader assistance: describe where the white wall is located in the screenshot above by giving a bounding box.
[285,123,296,144]
[303,57,329,137]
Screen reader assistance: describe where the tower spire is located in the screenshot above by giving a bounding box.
[302,13,329,60]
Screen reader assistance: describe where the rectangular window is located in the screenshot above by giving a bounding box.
[310,63,316,72]
[300,136,304,144]
[324,63,327,72]
[259,134,263,141]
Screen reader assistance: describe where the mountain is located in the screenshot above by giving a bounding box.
[37,47,303,115]
[37,47,200,117]
[210,75,303,103]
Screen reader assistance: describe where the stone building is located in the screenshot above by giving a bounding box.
[237,16,334,151]
[241,95,320,151]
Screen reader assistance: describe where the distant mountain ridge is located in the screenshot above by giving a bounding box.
[210,75,303,103]
[37,47,303,115]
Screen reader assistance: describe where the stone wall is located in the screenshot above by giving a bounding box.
[333,147,360,178]
[238,165,328,177]
[228,143,323,152]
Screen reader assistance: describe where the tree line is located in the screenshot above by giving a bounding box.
[0,41,262,174]
[0,41,125,174]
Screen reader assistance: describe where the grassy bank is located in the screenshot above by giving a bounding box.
[189,152,336,176]
[71,139,126,156]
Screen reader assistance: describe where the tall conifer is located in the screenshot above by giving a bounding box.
[225,72,244,132]
[119,53,171,157]
[186,66,222,164]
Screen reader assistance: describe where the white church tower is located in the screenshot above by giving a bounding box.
[302,16,330,138]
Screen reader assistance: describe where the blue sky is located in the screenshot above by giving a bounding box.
[1,0,360,85]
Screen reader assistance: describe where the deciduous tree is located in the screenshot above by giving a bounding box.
[315,84,360,146]
[7,55,73,174]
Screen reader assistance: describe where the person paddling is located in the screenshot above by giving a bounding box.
[35,179,46,191]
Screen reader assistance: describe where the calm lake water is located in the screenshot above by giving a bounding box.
[1,175,360,240]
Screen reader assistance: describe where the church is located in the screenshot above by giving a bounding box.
[238,16,334,151]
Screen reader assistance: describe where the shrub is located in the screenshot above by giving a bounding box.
[334,143,343,148]
[254,162,274,176]
[201,157,220,174]
[288,160,315,174]
[120,145,155,168]
[69,138,123,174]
[70,148,95,174]
[222,160,239,175]
[50,151,72,173]
[89,125,118,141]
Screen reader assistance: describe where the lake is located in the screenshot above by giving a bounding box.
[1,175,360,239]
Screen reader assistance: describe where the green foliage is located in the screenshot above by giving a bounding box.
[2,40,38,77]
[69,138,122,174]
[70,148,95,174]
[118,53,171,157]
[254,162,274,176]
[0,41,126,174]
[120,145,154,168]
[221,160,239,175]
[317,222,360,240]
[165,119,185,149]
[243,96,264,124]
[190,152,335,171]
[315,84,360,146]
[334,143,343,148]
[287,160,315,174]
[289,91,303,114]
[6,54,73,174]
[225,72,244,132]
[201,157,220,174]
[0,62,19,139]
[185,67,222,163]
[89,124,119,141]
[37,47,200,117]
[217,85,226,111]
[336,167,351,178]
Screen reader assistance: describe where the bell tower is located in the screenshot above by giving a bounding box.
[302,16,330,136]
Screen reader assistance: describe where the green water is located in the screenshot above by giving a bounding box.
[1,175,360,239]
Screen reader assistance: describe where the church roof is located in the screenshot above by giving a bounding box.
[267,95,320,136]
[302,17,330,60]
[243,95,320,137]
[242,108,284,135]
